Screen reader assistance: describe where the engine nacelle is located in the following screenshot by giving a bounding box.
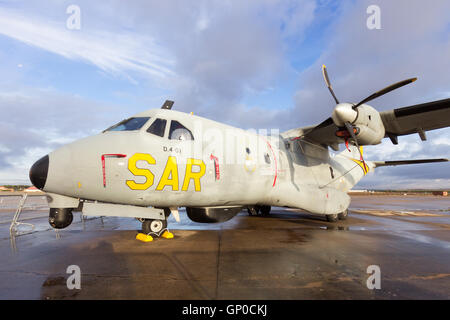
[352,104,385,145]
[186,206,243,223]
[49,208,73,229]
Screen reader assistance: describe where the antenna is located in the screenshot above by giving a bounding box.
[161,100,174,110]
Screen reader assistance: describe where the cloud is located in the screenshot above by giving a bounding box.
[0,86,127,183]
[292,0,450,124]
[0,1,315,124]
[0,7,175,83]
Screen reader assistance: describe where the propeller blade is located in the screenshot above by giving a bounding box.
[353,77,417,109]
[344,121,367,171]
[322,65,339,104]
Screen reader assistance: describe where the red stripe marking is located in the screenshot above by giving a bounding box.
[264,139,277,187]
[210,154,220,180]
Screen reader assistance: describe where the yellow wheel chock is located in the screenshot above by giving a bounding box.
[161,230,174,239]
[136,230,174,242]
[136,233,153,242]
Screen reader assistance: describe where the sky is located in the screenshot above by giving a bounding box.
[0,0,449,189]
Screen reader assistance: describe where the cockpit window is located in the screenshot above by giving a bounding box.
[105,117,150,132]
[147,118,167,137]
[169,121,194,140]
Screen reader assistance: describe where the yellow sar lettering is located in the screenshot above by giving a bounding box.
[126,153,155,190]
[156,156,179,191]
[182,158,206,192]
[126,153,206,191]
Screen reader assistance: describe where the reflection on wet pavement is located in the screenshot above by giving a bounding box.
[0,194,449,299]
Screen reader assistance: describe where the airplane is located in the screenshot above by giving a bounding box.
[29,65,450,237]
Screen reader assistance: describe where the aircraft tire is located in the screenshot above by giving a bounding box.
[260,205,271,216]
[247,206,258,216]
[325,214,338,222]
[142,219,167,235]
[338,209,348,220]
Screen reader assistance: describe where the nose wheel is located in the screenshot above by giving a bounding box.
[142,219,167,236]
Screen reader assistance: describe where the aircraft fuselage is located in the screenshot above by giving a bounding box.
[38,108,368,216]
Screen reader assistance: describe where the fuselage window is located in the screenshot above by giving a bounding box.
[169,121,194,141]
[104,117,150,132]
[147,118,167,137]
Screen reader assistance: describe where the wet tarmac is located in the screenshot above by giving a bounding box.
[0,194,449,299]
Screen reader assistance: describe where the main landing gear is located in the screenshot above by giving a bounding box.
[247,205,271,216]
[325,209,348,222]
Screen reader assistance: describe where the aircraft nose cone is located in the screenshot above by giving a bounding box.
[29,155,49,190]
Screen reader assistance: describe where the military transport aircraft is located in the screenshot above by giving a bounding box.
[29,66,449,236]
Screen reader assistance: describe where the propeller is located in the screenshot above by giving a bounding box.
[316,65,417,168]
[322,64,339,104]
[322,64,416,111]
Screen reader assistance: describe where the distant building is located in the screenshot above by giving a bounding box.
[24,186,41,192]
[0,186,13,192]
[432,191,448,196]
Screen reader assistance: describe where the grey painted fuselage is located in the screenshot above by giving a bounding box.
[43,108,369,216]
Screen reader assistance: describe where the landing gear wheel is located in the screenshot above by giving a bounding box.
[338,209,348,220]
[260,205,271,216]
[326,214,339,222]
[247,206,259,216]
[142,219,167,235]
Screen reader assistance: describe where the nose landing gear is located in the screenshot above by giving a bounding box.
[138,218,173,241]
[142,219,167,235]
[136,208,175,242]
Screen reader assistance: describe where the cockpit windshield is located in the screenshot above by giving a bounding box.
[104,117,150,132]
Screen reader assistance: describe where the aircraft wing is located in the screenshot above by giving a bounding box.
[379,98,450,144]
[289,98,450,148]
